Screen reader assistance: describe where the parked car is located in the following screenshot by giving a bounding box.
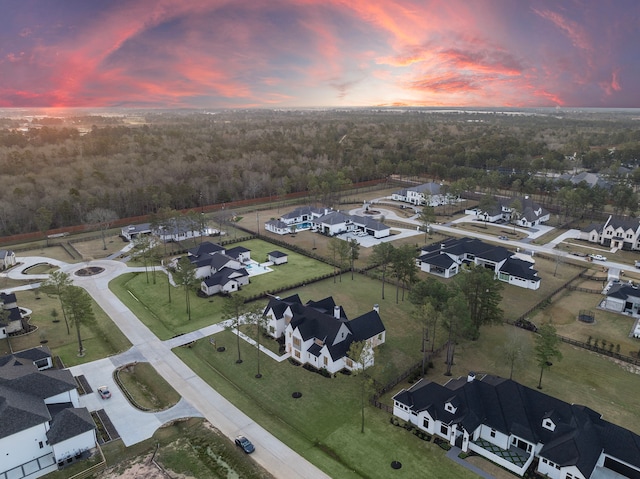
[590,254,607,261]
[514,318,538,332]
[235,435,255,454]
[635,260,640,269]
[498,235,508,240]
[97,386,111,399]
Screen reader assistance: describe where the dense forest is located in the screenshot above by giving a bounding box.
[1,108,640,236]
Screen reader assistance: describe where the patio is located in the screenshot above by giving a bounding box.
[472,438,530,468]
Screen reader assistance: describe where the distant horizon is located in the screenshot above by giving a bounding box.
[2,1,639,110]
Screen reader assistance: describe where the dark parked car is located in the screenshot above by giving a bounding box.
[235,435,255,454]
[514,319,538,332]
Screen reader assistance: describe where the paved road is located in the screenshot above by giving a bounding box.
[5,257,331,479]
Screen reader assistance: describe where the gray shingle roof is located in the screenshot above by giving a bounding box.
[46,407,95,445]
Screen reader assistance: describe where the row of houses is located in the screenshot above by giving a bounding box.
[265,206,390,239]
[263,295,386,374]
[0,346,97,479]
[393,372,640,479]
[580,215,640,251]
[417,237,541,290]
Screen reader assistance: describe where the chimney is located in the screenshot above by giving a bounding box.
[373,304,379,313]
[334,305,341,319]
[467,371,476,383]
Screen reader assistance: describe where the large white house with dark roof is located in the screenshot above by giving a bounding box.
[392,182,455,206]
[393,373,640,479]
[471,196,550,227]
[580,215,640,251]
[417,237,540,290]
[263,295,386,374]
[0,347,97,479]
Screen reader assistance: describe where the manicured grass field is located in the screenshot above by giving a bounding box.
[117,362,181,411]
[5,290,131,366]
[174,331,479,479]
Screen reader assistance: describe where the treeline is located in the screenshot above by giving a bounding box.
[0,109,639,235]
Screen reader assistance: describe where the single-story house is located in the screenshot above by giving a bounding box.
[471,196,550,227]
[0,249,16,270]
[120,223,152,241]
[0,347,97,479]
[579,215,640,251]
[312,211,390,238]
[122,218,213,243]
[263,295,386,374]
[393,373,640,479]
[267,251,288,265]
[417,237,540,290]
[201,268,249,296]
[602,283,640,319]
[265,206,330,235]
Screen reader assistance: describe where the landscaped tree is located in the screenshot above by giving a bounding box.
[347,340,373,434]
[40,271,72,335]
[244,304,268,378]
[413,302,438,375]
[509,198,523,233]
[62,285,96,357]
[331,238,350,283]
[500,328,530,380]
[478,195,498,228]
[391,244,418,303]
[417,205,436,242]
[174,256,197,321]
[369,242,395,300]
[443,293,471,376]
[348,238,360,280]
[453,264,503,340]
[86,207,118,250]
[131,235,153,283]
[222,294,247,364]
[534,323,563,389]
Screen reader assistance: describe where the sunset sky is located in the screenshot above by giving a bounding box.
[2,0,638,109]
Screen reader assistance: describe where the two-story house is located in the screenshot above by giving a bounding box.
[393,372,640,479]
[0,347,97,479]
[264,295,385,374]
[392,182,455,207]
[580,215,640,251]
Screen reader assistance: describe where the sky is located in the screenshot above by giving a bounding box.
[1,0,639,109]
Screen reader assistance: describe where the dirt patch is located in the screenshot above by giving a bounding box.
[98,452,192,479]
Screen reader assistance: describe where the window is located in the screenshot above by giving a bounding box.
[423,418,430,429]
[346,359,353,368]
[490,429,496,438]
[294,350,300,358]
[39,441,44,449]
[293,337,301,349]
[440,424,448,435]
[324,357,328,366]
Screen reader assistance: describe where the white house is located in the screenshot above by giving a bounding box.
[417,237,540,290]
[579,216,640,251]
[392,182,455,206]
[0,249,16,270]
[263,295,386,374]
[393,373,640,479]
[602,283,640,320]
[265,206,329,235]
[312,211,390,238]
[267,251,288,265]
[0,348,97,479]
[122,217,213,243]
[471,196,550,227]
[0,291,26,337]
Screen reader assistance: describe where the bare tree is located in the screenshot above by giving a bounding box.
[86,208,118,250]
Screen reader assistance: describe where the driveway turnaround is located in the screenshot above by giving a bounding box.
[12,257,331,479]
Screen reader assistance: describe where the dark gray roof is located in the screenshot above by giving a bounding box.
[351,215,388,231]
[393,374,640,477]
[268,250,287,258]
[0,385,51,439]
[348,310,385,341]
[499,258,539,282]
[266,219,289,229]
[606,216,640,232]
[203,268,248,287]
[314,211,352,225]
[418,252,457,268]
[264,294,302,318]
[188,241,225,258]
[410,182,442,195]
[46,407,95,445]
[606,283,640,300]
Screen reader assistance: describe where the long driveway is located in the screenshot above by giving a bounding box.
[6,257,330,479]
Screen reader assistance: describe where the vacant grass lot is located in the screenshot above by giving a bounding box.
[3,290,131,365]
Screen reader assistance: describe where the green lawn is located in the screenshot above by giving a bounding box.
[5,290,131,366]
[116,362,181,411]
[175,332,479,479]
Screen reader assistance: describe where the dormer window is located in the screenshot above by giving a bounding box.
[542,418,556,431]
[445,402,457,414]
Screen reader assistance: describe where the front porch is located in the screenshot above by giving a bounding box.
[470,437,532,475]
